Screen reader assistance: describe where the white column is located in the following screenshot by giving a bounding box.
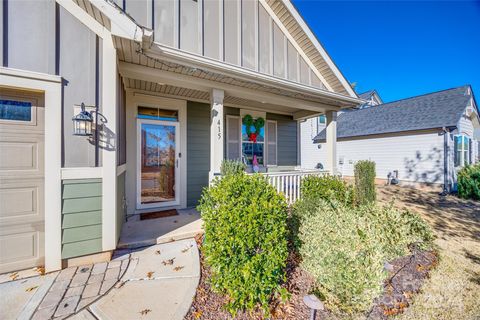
[209,89,225,182]
[101,35,118,251]
[325,110,338,174]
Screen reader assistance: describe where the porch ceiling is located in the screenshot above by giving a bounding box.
[124,78,307,116]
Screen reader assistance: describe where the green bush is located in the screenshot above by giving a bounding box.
[457,163,480,200]
[220,159,246,176]
[301,174,355,206]
[198,172,289,314]
[354,160,376,205]
[294,199,434,314]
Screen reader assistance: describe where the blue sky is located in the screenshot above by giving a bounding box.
[292,0,480,103]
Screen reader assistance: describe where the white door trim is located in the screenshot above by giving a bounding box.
[0,67,62,272]
[125,93,187,214]
[136,118,180,209]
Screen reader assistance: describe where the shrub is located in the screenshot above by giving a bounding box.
[220,159,246,176]
[457,163,480,200]
[354,160,376,205]
[301,174,355,206]
[198,172,289,314]
[294,199,434,313]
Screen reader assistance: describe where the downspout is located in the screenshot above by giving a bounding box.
[442,127,449,195]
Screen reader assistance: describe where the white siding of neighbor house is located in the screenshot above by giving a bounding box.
[300,118,446,184]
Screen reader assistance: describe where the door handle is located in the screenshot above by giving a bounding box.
[176,159,179,168]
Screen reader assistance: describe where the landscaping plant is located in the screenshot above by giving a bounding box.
[354,160,377,205]
[293,198,434,314]
[457,163,480,200]
[220,159,246,176]
[300,174,355,206]
[198,172,289,315]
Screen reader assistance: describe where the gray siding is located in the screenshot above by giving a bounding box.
[117,0,326,90]
[267,113,298,166]
[187,101,210,207]
[62,179,102,259]
[2,2,100,168]
[60,6,98,167]
[117,73,127,165]
[5,0,56,74]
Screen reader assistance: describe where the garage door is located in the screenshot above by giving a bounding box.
[0,89,45,273]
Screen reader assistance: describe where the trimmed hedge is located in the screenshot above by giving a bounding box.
[458,163,480,200]
[198,172,289,315]
[354,160,376,205]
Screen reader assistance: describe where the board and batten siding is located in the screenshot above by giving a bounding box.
[300,118,446,184]
[61,179,102,259]
[186,101,210,207]
[117,0,327,91]
[2,1,100,168]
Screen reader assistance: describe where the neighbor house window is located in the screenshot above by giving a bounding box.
[317,115,326,134]
[454,135,471,167]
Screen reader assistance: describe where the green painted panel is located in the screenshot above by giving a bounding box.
[62,178,102,185]
[62,210,102,229]
[62,196,102,214]
[62,238,102,259]
[62,224,102,244]
[62,182,102,199]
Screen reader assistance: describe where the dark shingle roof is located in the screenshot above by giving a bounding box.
[314,85,472,141]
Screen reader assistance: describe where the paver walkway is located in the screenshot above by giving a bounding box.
[0,238,200,320]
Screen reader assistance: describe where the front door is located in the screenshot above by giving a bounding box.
[136,119,179,209]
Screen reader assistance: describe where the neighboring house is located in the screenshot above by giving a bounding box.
[0,0,361,273]
[301,85,480,191]
[358,89,383,108]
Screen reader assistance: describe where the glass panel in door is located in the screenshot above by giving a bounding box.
[140,122,176,204]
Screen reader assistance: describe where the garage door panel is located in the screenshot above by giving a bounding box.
[0,227,44,273]
[0,135,44,177]
[0,181,44,225]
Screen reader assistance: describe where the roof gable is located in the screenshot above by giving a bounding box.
[105,0,356,97]
[314,85,472,141]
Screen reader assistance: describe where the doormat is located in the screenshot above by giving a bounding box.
[140,209,178,220]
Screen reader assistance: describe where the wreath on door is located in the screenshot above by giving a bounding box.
[242,114,265,143]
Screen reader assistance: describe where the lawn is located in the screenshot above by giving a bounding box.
[377,185,480,319]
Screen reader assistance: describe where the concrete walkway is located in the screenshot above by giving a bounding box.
[0,238,200,320]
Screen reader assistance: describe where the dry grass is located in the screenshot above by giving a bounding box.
[377,185,480,320]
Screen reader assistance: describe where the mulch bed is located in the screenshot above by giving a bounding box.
[367,247,438,319]
[186,236,438,320]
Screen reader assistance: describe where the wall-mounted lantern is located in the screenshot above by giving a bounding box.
[72,103,94,136]
[72,103,107,167]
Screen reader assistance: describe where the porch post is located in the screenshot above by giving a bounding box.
[325,111,338,174]
[209,89,225,182]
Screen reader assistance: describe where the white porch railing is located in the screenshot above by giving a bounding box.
[261,170,329,204]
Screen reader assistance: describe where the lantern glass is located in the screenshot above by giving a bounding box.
[72,107,93,136]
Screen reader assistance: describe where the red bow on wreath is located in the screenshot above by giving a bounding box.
[249,133,258,143]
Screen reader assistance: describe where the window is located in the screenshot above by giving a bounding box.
[454,135,471,167]
[242,120,265,165]
[317,115,326,134]
[0,99,32,121]
[137,106,178,121]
